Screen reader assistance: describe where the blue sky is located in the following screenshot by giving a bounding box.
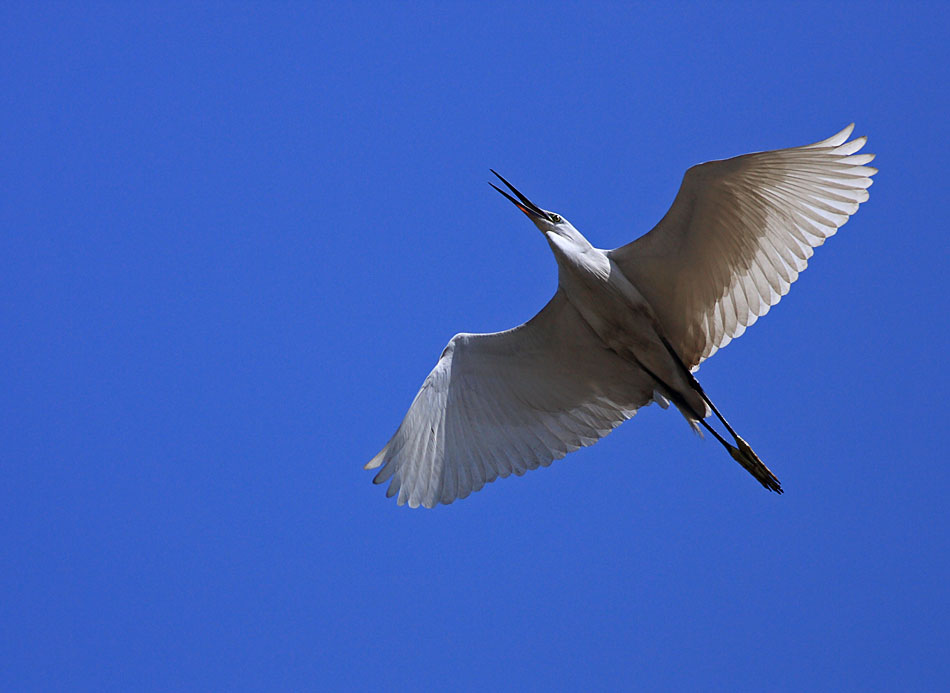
[3,1,948,690]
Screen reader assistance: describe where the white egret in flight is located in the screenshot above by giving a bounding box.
[366,125,876,508]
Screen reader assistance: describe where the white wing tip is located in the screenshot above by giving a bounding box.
[806,123,856,149]
[364,446,387,470]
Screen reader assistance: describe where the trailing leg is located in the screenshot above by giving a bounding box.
[656,337,784,494]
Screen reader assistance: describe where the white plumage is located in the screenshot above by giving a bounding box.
[611,124,876,371]
[367,125,876,508]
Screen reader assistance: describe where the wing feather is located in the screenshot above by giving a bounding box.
[366,291,657,507]
[609,124,876,370]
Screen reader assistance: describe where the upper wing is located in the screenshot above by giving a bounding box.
[609,124,877,371]
[365,290,657,508]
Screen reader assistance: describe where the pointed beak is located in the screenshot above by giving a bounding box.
[489,170,552,222]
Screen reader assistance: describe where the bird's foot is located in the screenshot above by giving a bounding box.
[729,435,783,494]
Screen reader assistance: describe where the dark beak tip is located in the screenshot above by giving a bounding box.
[488,170,547,220]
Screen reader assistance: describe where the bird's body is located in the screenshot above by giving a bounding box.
[367,125,876,507]
[548,227,708,421]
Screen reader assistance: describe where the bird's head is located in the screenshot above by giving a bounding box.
[490,169,570,235]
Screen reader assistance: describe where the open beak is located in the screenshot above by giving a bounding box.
[489,170,552,222]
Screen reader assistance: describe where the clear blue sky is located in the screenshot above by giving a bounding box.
[3,2,948,690]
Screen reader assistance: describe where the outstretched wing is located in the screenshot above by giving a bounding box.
[366,291,657,508]
[609,124,876,371]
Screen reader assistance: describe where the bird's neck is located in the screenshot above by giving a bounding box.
[545,224,593,253]
[547,229,609,285]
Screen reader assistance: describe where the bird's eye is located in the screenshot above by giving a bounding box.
[550,214,562,223]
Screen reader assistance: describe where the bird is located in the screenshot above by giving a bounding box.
[365,124,876,508]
